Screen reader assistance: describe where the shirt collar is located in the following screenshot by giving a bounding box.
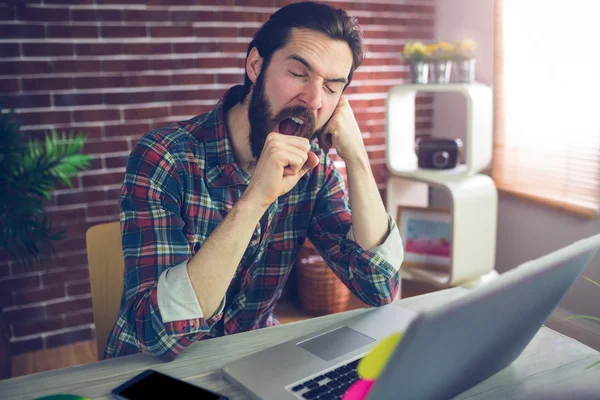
[202,85,252,188]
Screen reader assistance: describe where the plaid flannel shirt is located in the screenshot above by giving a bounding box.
[105,86,402,361]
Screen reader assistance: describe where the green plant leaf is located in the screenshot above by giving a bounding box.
[585,359,600,370]
[582,276,600,289]
[0,106,91,268]
[565,315,600,322]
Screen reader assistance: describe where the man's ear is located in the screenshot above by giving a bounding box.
[246,47,263,84]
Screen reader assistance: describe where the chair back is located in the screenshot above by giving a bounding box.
[86,222,124,360]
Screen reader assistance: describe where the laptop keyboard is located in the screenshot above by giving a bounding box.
[290,358,362,399]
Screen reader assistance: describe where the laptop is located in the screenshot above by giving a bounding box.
[222,234,600,400]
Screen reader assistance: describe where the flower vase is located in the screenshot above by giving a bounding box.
[409,61,428,84]
[454,58,476,83]
[430,60,452,84]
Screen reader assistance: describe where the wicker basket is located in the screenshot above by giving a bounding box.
[295,240,351,315]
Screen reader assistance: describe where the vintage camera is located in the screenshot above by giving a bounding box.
[415,137,463,170]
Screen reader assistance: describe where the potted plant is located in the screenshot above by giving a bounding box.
[400,41,435,84]
[430,41,456,84]
[565,277,600,369]
[0,107,91,378]
[452,39,478,83]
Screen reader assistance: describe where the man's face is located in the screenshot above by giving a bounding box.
[248,28,354,160]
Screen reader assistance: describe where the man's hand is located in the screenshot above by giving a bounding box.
[244,133,320,208]
[318,95,367,164]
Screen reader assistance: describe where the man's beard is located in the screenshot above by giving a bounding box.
[247,71,319,160]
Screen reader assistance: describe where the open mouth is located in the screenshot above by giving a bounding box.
[276,116,310,137]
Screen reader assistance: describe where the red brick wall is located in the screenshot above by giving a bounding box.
[0,0,435,354]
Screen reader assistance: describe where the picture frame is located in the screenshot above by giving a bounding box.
[396,206,452,271]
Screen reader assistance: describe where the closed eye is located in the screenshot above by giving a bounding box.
[290,71,306,78]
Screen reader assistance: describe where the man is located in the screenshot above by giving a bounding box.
[105,1,403,362]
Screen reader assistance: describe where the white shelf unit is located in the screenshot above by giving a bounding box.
[385,83,498,288]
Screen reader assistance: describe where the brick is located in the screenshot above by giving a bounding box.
[23,42,73,57]
[66,281,91,297]
[221,11,267,23]
[416,121,433,130]
[102,59,150,73]
[0,60,50,75]
[0,293,14,310]
[104,91,157,105]
[124,42,170,55]
[46,252,89,270]
[0,94,49,109]
[52,59,101,74]
[14,285,66,307]
[0,274,40,292]
[171,10,217,22]
[150,58,195,70]
[123,9,165,22]
[72,9,122,22]
[83,139,129,155]
[151,26,193,38]
[0,5,15,21]
[17,6,70,22]
[124,106,169,121]
[52,237,88,254]
[104,122,150,138]
[199,57,244,69]
[76,42,125,56]
[3,305,45,325]
[171,104,212,117]
[169,89,222,103]
[56,189,107,206]
[124,75,170,88]
[220,42,249,53]
[0,43,19,57]
[82,172,125,188]
[54,93,103,107]
[45,326,94,348]
[11,337,44,355]
[47,24,98,38]
[64,310,94,327]
[47,297,92,316]
[72,108,120,123]
[172,73,214,86]
[74,76,123,90]
[45,0,94,4]
[22,77,73,91]
[101,25,147,38]
[42,268,89,287]
[13,317,64,338]
[105,155,129,169]
[216,74,243,85]
[0,23,44,39]
[87,203,119,218]
[45,207,86,224]
[106,187,121,200]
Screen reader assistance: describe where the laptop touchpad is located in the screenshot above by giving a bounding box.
[297,326,375,361]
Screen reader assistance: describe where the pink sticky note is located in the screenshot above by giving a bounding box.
[342,378,375,400]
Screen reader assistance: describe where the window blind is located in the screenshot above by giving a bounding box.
[492,0,600,218]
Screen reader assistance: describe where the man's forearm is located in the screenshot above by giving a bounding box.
[186,195,266,317]
[345,152,389,249]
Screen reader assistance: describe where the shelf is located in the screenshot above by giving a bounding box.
[385,82,498,288]
[386,163,470,184]
[386,81,493,179]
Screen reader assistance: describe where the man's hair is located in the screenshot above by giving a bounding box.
[240,1,365,103]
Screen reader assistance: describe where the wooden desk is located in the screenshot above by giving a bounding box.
[1,288,599,400]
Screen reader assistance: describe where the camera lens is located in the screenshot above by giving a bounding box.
[432,151,450,168]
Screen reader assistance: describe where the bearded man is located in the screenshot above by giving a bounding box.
[106,1,403,361]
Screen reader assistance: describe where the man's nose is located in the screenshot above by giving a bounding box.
[299,80,322,110]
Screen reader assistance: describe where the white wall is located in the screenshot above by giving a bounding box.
[434,0,600,350]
